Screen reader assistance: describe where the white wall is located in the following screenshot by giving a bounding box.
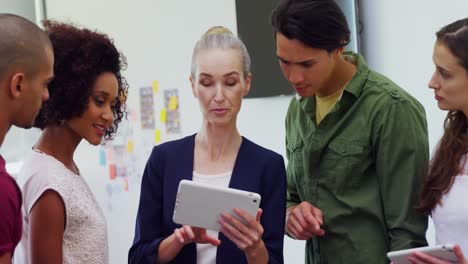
[0,0,36,21]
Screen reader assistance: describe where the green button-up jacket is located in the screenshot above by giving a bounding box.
[285,52,429,264]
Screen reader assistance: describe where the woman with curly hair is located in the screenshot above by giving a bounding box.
[14,20,128,264]
[408,18,468,264]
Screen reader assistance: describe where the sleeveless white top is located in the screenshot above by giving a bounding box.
[14,150,109,264]
[432,155,468,253]
[192,171,232,264]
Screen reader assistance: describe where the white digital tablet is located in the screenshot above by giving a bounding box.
[387,244,457,264]
[173,179,261,231]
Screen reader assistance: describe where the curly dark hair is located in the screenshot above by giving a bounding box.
[34,20,128,140]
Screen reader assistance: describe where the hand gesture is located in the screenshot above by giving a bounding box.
[219,208,265,254]
[173,225,221,246]
[408,244,467,264]
[286,201,325,240]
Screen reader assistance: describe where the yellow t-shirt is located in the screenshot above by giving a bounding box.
[316,85,346,124]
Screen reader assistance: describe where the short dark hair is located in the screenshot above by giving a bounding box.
[0,14,51,79]
[271,0,351,52]
[34,20,128,140]
[436,17,468,72]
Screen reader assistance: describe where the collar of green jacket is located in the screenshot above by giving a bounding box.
[296,52,369,118]
[343,51,370,98]
[295,51,369,103]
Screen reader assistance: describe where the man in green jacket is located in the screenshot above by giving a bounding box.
[271,0,428,263]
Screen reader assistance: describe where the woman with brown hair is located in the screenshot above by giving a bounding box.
[409,17,468,264]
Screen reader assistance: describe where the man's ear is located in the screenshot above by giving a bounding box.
[9,72,25,99]
[243,73,252,96]
[189,75,198,98]
[331,46,344,57]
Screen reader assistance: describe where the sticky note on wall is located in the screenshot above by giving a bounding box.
[168,95,178,110]
[154,129,161,143]
[152,80,159,94]
[127,140,134,153]
[99,148,106,166]
[123,178,129,192]
[109,164,116,180]
[160,108,167,123]
[106,148,115,164]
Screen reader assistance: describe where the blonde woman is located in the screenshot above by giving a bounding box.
[129,27,286,264]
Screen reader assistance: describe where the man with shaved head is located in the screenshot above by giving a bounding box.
[0,14,53,264]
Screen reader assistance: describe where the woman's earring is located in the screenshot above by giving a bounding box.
[58,119,65,126]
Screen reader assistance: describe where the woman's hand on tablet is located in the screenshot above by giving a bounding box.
[407,244,467,264]
[174,225,221,246]
[219,208,268,264]
[157,226,220,263]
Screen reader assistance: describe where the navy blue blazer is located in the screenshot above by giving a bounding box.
[129,134,286,264]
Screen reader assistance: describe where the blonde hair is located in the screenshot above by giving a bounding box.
[191,26,251,80]
[202,26,232,37]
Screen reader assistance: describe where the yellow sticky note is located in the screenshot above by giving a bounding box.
[152,80,159,94]
[168,95,178,110]
[154,129,161,143]
[123,178,129,191]
[160,108,167,123]
[127,140,134,153]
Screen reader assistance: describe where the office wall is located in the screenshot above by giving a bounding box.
[0,0,36,21]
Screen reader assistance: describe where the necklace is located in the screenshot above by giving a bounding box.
[31,147,44,154]
[32,147,80,175]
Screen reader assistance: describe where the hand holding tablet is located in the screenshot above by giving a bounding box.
[173,180,261,232]
[388,244,460,264]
